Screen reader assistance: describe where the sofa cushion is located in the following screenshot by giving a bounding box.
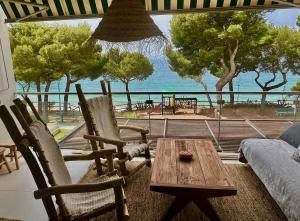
[279,122,300,148]
[292,146,300,162]
[240,138,300,221]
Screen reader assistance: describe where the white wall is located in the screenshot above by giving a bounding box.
[0,12,17,142]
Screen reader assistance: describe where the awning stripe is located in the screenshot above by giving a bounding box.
[47,0,59,15]
[3,1,15,18]
[89,0,98,14]
[35,0,47,16]
[190,0,197,8]
[71,0,80,14]
[20,4,30,16]
[164,0,171,9]
[23,0,35,16]
[41,0,53,16]
[223,0,231,7]
[65,0,75,14]
[53,0,64,15]
[0,2,11,19]
[151,0,158,10]
[177,0,184,9]
[9,2,21,18]
[203,0,210,7]
[1,0,293,22]
[83,0,92,14]
[94,0,104,14]
[101,0,108,12]
[258,0,265,5]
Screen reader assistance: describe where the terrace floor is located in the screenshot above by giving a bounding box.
[0,118,295,220]
[60,118,296,153]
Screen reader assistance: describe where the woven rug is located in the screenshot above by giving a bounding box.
[81,163,287,221]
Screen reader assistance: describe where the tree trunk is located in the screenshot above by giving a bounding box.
[125,81,132,111]
[199,81,213,108]
[229,80,234,106]
[64,75,71,112]
[260,91,267,114]
[43,81,51,123]
[36,82,43,115]
[215,42,239,103]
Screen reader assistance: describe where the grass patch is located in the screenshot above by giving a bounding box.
[54,131,65,140]
[121,112,141,119]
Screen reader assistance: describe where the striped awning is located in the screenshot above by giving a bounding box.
[0,0,295,23]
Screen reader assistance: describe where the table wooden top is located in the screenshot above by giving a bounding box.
[150,138,237,197]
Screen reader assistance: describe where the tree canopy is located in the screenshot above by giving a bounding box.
[166,11,269,96]
[105,48,154,110]
[10,23,107,114]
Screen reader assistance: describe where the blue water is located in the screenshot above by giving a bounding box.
[18,57,300,106]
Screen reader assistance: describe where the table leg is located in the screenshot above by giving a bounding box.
[13,147,19,170]
[9,147,13,162]
[1,154,11,173]
[161,197,190,221]
[193,198,220,221]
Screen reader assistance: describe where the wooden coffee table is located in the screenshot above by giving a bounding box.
[150,138,237,221]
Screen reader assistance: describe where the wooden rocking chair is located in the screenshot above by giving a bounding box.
[76,80,151,179]
[0,102,128,221]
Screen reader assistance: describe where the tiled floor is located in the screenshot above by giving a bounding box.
[0,149,92,221]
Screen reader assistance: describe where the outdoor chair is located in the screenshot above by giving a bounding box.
[76,80,151,179]
[0,101,128,221]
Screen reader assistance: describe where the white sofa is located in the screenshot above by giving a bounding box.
[239,138,300,221]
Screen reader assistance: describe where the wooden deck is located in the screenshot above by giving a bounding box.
[59,118,296,153]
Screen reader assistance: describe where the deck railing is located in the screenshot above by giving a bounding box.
[16,91,300,154]
[17,90,300,123]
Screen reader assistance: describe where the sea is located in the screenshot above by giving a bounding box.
[17,57,300,108]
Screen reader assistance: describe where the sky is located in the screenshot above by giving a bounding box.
[46,8,300,36]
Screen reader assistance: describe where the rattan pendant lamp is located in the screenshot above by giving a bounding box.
[91,0,167,53]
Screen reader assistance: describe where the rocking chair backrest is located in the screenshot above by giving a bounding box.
[12,98,72,218]
[13,98,72,186]
[0,104,60,221]
[86,96,121,142]
[76,81,121,149]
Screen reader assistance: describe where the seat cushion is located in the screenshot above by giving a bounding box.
[61,174,124,219]
[292,146,300,162]
[123,142,148,160]
[240,138,300,221]
[279,122,300,148]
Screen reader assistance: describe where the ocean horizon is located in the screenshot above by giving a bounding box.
[17,57,300,107]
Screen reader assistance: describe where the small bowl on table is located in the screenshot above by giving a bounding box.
[179,150,193,162]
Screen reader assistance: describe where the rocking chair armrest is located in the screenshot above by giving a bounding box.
[63,149,116,161]
[118,125,149,134]
[84,135,126,146]
[34,177,124,199]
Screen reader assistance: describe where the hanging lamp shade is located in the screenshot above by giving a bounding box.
[91,0,167,52]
